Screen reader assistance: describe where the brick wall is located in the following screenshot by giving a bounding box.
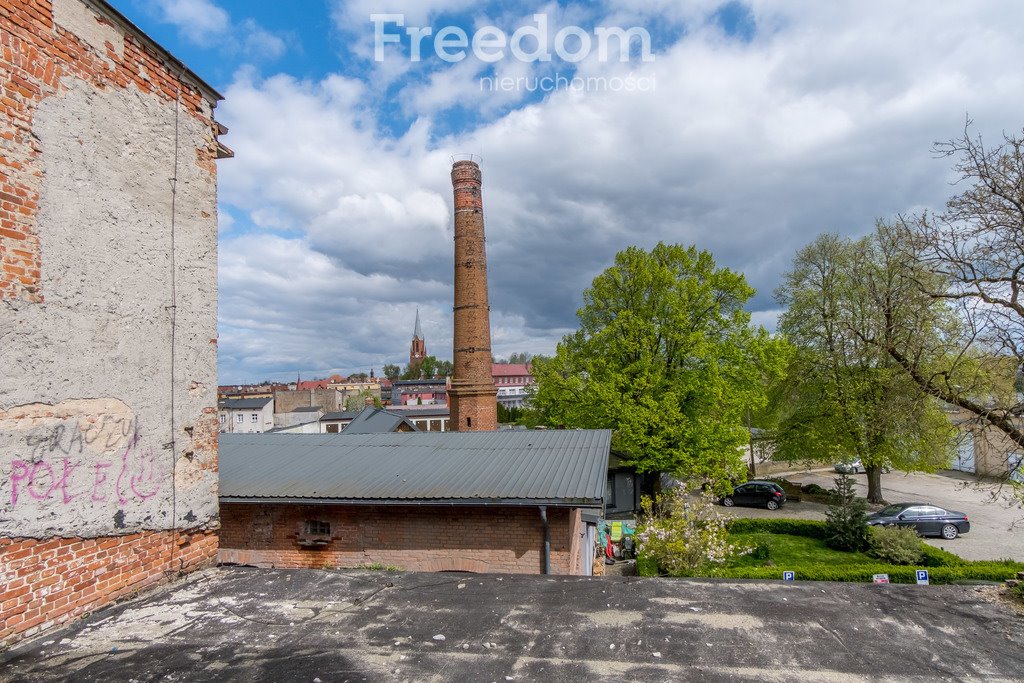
[0,0,219,302]
[219,504,587,575]
[0,529,217,646]
[1,0,222,649]
[273,389,342,415]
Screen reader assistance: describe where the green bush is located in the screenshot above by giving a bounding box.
[919,544,965,568]
[800,483,829,495]
[636,555,660,577]
[825,475,869,551]
[1014,582,1024,601]
[750,533,775,561]
[867,526,924,565]
[726,518,829,538]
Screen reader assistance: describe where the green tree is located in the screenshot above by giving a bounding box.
[530,243,788,490]
[401,356,452,379]
[382,364,401,380]
[862,125,1024,498]
[345,389,381,411]
[824,474,869,551]
[772,230,955,502]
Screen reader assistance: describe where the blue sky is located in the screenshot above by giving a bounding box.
[115,1,1024,384]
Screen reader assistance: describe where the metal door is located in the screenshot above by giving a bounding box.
[953,433,976,473]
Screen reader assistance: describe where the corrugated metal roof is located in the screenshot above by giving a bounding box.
[220,430,611,505]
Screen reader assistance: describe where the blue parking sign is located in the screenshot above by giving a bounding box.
[783,571,795,582]
[916,570,929,585]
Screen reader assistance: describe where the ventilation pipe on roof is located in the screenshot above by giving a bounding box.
[539,506,550,575]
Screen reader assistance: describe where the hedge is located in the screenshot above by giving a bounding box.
[726,518,829,539]
[636,518,1021,582]
[695,560,1024,584]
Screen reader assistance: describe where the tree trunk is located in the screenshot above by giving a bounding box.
[865,466,885,504]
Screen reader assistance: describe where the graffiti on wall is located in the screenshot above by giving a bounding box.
[1,399,170,536]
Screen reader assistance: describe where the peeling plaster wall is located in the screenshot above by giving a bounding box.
[0,2,220,541]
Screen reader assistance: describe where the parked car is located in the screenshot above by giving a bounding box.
[720,481,787,510]
[834,458,891,474]
[866,503,970,539]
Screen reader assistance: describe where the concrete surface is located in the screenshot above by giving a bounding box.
[3,567,1024,682]
[729,470,1024,562]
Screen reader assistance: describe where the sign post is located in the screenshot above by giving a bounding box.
[916,570,929,585]
[872,574,890,584]
[783,571,795,582]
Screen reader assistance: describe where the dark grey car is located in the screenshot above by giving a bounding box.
[866,503,970,540]
[720,481,787,510]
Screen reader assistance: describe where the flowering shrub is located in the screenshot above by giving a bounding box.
[635,484,751,575]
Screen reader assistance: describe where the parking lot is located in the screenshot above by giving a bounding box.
[727,469,1024,561]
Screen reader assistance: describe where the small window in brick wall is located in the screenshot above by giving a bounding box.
[298,520,332,548]
[305,520,330,536]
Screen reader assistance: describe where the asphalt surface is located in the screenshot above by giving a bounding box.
[3,567,1023,682]
[729,469,1024,561]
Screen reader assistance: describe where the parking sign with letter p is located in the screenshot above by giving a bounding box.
[916,570,929,585]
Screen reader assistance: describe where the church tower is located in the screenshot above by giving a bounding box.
[409,308,426,368]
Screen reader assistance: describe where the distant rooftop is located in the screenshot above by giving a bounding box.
[219,397,273,410]
[492,363,533,376]
[320,410,362,422]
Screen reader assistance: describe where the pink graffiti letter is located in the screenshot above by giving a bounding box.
[56,458,81,504]
[9,460,30,506]
[91,462,112,502]
[27,460,56,501]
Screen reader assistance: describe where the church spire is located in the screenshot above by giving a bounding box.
[410,309,426,367]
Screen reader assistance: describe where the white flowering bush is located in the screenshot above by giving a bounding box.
[635,484,751,576]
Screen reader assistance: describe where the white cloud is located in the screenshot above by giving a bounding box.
[152,0,288,62]
[240,19,288,62]
[215,1,1024,382]
[154,0,229,45]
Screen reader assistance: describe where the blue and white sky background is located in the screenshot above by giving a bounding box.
[119,1,1024,384]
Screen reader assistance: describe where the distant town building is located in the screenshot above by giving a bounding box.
[492,363,535,409]
[392,378,448,406]
[219,398,275,434]
[274,405,324,430]
[219,383,289,401]
[319,410,362,434]
[274,387,343,415]
[390,405,450,432]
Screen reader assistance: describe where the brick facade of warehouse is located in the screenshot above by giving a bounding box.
[219,504,584,575]
[1,0,226,647]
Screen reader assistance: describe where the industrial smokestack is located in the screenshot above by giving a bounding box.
[449,158,497,432]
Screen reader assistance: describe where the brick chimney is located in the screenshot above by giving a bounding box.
[449,159,497,432]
